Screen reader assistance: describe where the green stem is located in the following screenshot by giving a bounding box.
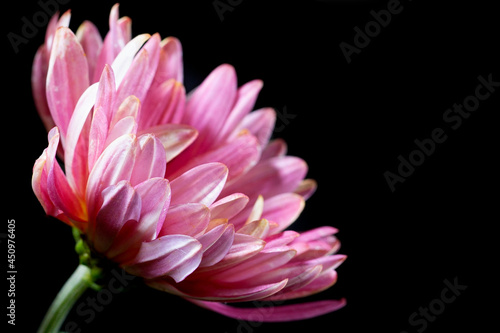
[37,264,91,333]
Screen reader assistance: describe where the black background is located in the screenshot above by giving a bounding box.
[3,0,499,332]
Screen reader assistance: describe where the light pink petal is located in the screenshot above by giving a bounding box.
[237,219,270,239]
[86,134,136,219]
[129,134,167,187]
[211,247,296,283]
[44,128,85,221]
[294,179,317,200]
[64,83,99,196]
[231,107,276,148]
[46,27,90,143]
[266,270,339,301]
[190,298,346,322]
[88,65,116,170]
[123,234,202,282]
[75,21,103,82]
[213,79,263,146]
[139,123,197,163]
[140,79,186,129]
[209,193,249,220]
[290,238,340,262]
[93,181,141,253]
[304,255,347,272]
[93,3,132,82]
[182,64,238,153]
[263,230,300,248]
[135,177,171,238]
[222,156,308,204]
[105,95,140,145]
[32,132,59,217]
[169,163,228,206]
[198,224,235,267]
[262,193,305,235]
[44,11,71,58]
[167,131,260,181]
[110,34,151,87]
[292,226,338,243]
[159,203,210,237]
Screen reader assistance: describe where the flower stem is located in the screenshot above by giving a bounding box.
[37,264,92,333]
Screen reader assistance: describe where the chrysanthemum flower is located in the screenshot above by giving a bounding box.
[32,4,346,329]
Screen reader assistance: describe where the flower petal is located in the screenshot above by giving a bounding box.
[123,234,202,282]
[140,123,197,163]
[169,163,228,206]
[198,224,235,267]
[262,193,305,235]
[159,203,210,237]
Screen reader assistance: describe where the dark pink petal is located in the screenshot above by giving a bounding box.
[123,234,202,282]
[32,46,53,131]
[169,163,228,206]
[304,255,347,272]
[182,64,238,153]
[46,27,89,143]
[93,181,141,253]
[209,193,249,220]
[190,298,346,322]
[159,203,210,237]
[260,139,287,161]
[262,193,305,235]
[198,224,235,267]
[140,123,197,163]
[263,231,300,248]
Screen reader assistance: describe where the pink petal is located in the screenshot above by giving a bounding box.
[129,134,167,187]
[198,224,235,267]
[292,226,338,243]
[263,230,300,248]
[64,83,99,196]
[93,181,141,253]
[169,163,228,206]
[166,131,260,181]
[86,134,136,219]
[213,79,263,146]
[32,46,53,131]
[262,193,305,235]
[231,107,276,148]
[190,298,346,322]
[150,37,184,88]
[260,138,287,161]
[88,65,117,171]
[110,34,151,87]
[105,95,140,145]
[159,203,210,237]
[75,20,103,82]
[210,247,296,283]
[140,123,197,163]
[294,179,317,200]
[266,270,338,301]
[135,177,171,238]
[209,193,249,220]
[237,219,270,239]
[46,27,90,143]
[139,79,186,129]
[182,64,238,153]
[123,234,202,282]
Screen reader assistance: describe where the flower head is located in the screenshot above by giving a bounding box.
[32,4,346,322]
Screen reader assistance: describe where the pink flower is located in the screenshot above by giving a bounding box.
[32,4,346,322]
